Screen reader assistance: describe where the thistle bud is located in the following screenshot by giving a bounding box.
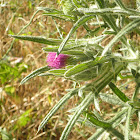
[47,52,69,69]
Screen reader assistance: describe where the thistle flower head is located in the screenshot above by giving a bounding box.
[47,52,69,69]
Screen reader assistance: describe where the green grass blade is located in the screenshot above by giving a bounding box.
[37,88,78,133]
[58,15,95,54]
[10,35,61,46]
[101,18,140,56]
[60,92,94,140]
[20,66,50,84]
[109,82,130,102]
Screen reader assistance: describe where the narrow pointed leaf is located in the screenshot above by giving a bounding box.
[43,13,75,20]
[84,111,124,139]
[21,66,50,84]
[94,95,100,112]
[88,108,128,140]
[109,82,129,102]
[83,111,112,128]
[37,88,78,133]
[36,7,63,14]
[45,69,66,76]
[114,0,138,15]
[43,35,105,52]
[49,69,66,74]
[65,57,108,78]
[60,92,94,140]
[36,7,75,20]
[78,8,140,16]
[102,18,140,56]
[61,62,125,140]
[58,15,95,54]
[96,0,120,33]
[10,35,61,46]
[99,92,126,106]
[125,107,133,140]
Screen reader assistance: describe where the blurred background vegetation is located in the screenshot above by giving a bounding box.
[0,0,88,139]
[0,0,139,140]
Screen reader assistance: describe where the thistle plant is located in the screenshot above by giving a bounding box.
[10,0,140,139]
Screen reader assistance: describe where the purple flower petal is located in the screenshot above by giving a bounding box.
[47,52,69,69]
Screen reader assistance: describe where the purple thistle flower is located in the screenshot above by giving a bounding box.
[47,52,69,69]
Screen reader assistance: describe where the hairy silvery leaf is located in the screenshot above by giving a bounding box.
[99,93,126,106]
